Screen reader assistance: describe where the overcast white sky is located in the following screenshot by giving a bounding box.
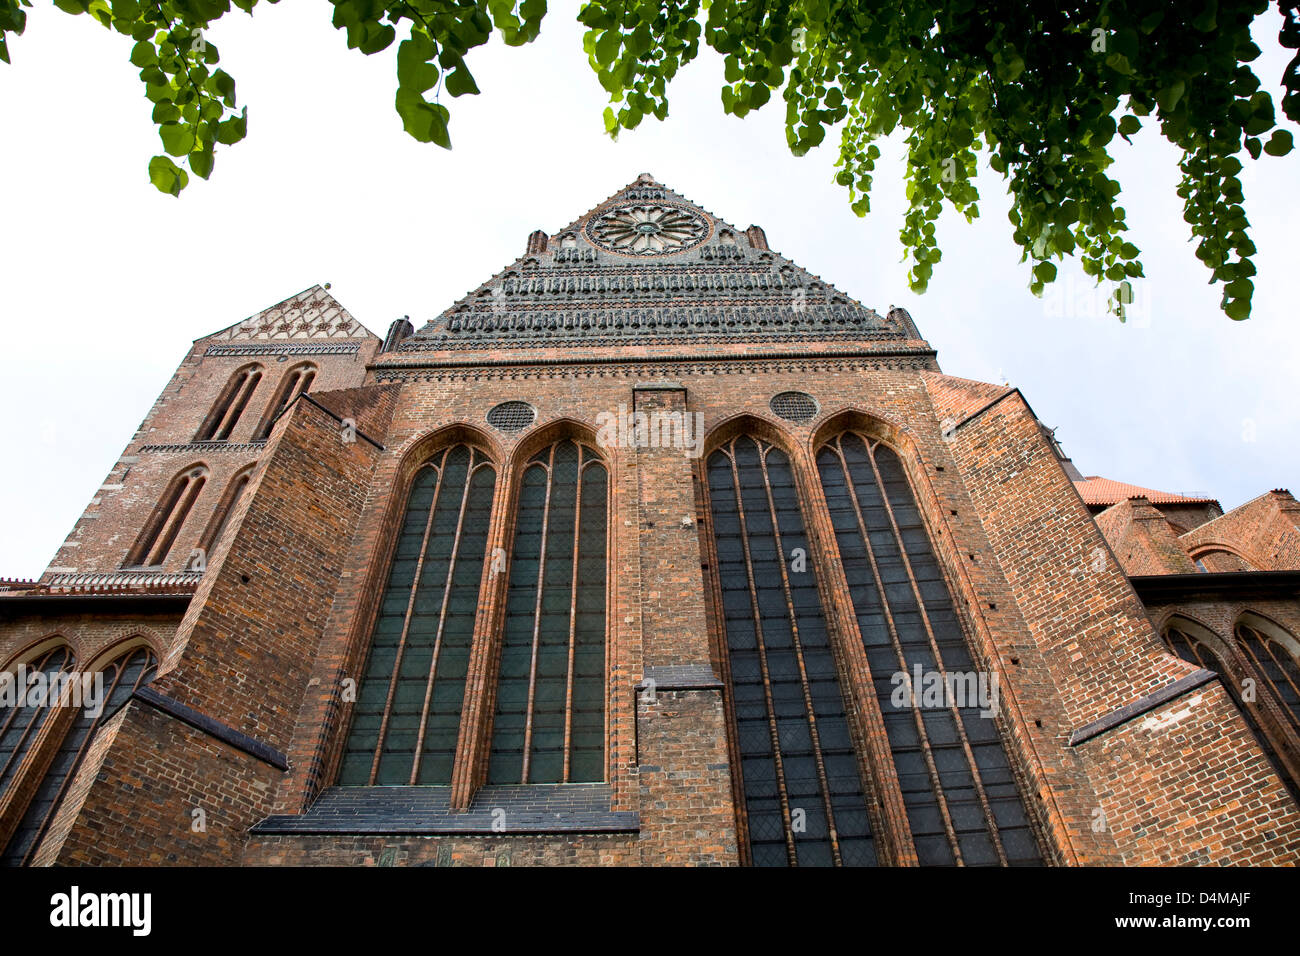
[0,3,1296,579]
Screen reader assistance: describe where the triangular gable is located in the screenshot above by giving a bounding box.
[207,285,377,342]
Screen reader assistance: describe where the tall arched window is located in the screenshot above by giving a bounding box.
[195,465,255,565]
[338,445,496,786]
[195,364,262,442]
[707,435,878,867]
[816,432,1042,865]
[0,645,73,800]
[1,645,156,866]
[488,439,608,785]
[1234,617,1300,735]
[253,363,317,441]
[1163,619,1299,800]
[124,465,208,568]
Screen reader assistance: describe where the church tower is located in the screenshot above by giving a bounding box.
[2,175,1297,866]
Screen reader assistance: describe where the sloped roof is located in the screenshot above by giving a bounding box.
[1074,476,1218,507]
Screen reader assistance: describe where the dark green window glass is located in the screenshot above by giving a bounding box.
[817,432,1041,866]
[339,444,495,786]
[1165,624,1300,802]
[2,646,156,867]
[709,435,878,867]
[0,646,73,800]
[1235,622,1300,734]
[489,439,607,784]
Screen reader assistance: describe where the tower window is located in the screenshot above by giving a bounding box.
[125,466,208,567]
[195,465,255,564]
[195,364,262,442]
[252,363,317,441]
[488,440,608,785]
[338,445,496,786]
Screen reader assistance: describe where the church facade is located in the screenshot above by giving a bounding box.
[2,175,1298,866]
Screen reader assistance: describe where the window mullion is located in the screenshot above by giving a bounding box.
[409,455,477,785]
[758,446,843,866]
[728,441,799,867]
[562,450,585,784]
[368,461,442,785]
[834,440,960,863]
[864,439,1008,866]
[521,451,556,785]
[1239,626,1300,732]
[148,475,204,566]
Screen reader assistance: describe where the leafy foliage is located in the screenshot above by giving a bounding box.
[3,0,1296,320]
[0,0,544,191]
[581,0,1300,321]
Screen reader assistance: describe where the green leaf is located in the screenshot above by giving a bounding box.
[395,91,451,148]
[1263,129,1293,156]
[189,148,214,179]
[148,155,188,196]
[159,123,195,156]
[215,107,247,145]
[129,40,155,67]
[445,65,479,97]
[1156,80,1185,113]
[594,29,620,67]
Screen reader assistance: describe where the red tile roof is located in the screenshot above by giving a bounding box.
[1074,476,1218,507]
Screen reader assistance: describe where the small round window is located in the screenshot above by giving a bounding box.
[486,401,536,432]
[769,391,819,424]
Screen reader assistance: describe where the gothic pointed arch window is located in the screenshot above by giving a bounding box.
[338,444,497,786]
[706,434,879,867]
[195,364,263,441]
[0,644,74,804]
[124,464,208,568]
[487,439,608,785]
[252,362,317,441]
[194,464,255,567]
[1162,618,1300,800]
[1,645,156,866]
[815,431,1042,865]
[1234,616,1300,736]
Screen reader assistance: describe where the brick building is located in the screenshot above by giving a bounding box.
[1,175,1297,866]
